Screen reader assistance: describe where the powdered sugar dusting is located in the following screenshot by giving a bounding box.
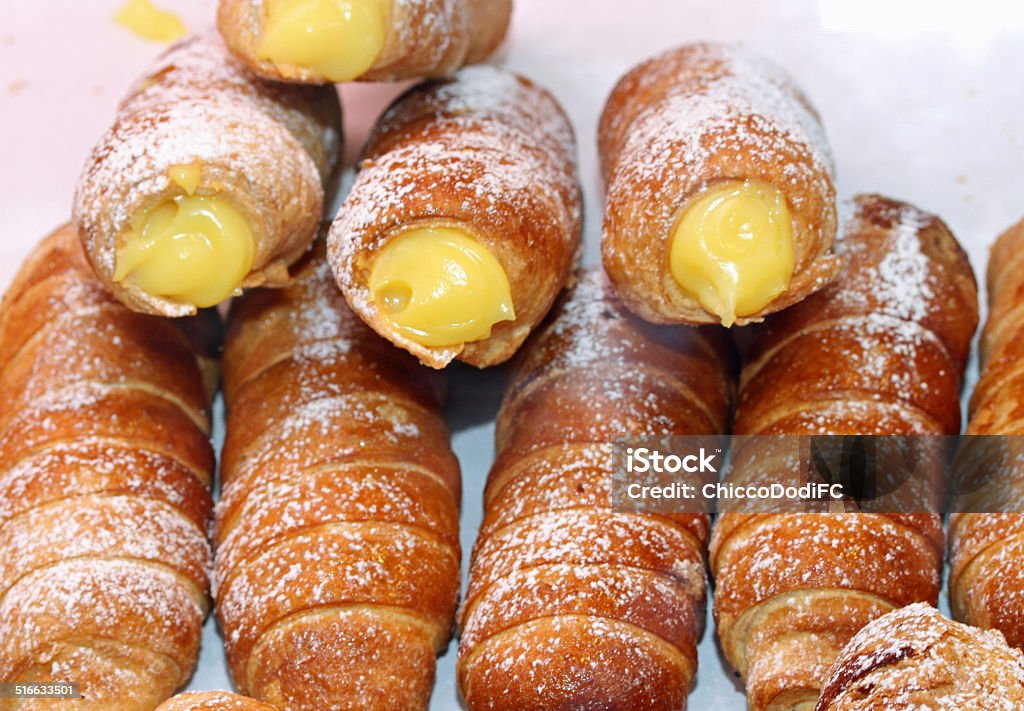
[738,194,974,435]
[712,195,976,706]
[459,269,732,705]
[461,614,692,709]
[0,558,205,680]
[601,42,838,322]
[156,690,276,710]
[838,201,936,327]
[818,604,1024,710]
[216,251,460,696]
[72,32,338,310]
[950,221,1024,656]
[611,64,831,200]
[0,227,214,701]
[329,65,581,365]
[156,692,276,708]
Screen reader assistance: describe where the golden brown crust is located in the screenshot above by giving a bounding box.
[457,270,736,710]
[155,691,277,711]
[736,194,977,436]
[599,42,839,326]
[217,0,512,84]
[949,219,1024,650]
[215,244,460,710]
[0,225,215,709]
[329,66,582,368]
[709,194,978,710]
[965,218,1024,433]
[73,32,342,317]
[816,604,1024,710]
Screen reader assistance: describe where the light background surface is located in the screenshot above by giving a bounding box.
[2,0,1022,707]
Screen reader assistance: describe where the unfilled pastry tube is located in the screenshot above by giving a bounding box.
[329,66,582,369]
[218,0,511,84]
[600,42,839,327]
[457,269,736,710]
[73,31,342,318]
[949,217,1024,648]
[0,225,216,709]
[215,242,461,710]
[816,604,1024,710]
[710,195,978,710]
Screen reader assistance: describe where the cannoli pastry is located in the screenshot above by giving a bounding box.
[816,604,1024,710]
[155,691,276,711]
[600,42,840,327]
[710,195,978,710]
[457,270,736,709]
[218,0,511,84]
[950,217,1024,648]
[0,225,216,709]
[329,66,582,368]
[215,243,461,710]
[73,31,342,317]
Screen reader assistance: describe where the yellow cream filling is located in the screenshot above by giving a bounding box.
[258,0,387,82]
[167,162,202,195]
[115,195,255,308]
[115,0,188,42]
[368,227,515,348]
[669,179,794,326]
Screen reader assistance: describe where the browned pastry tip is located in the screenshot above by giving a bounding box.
[0,224,215,709]
[329,65,582,369]
[816,603,1024,710]
[215,243,460,711]
[710,194,978,711]
[600,42,839,326]
[218,0,512,84]
[155,691,277,711]
[457,269,736,710]
[73,31,341,317]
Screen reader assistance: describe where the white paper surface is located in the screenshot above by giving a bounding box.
[2,0,1021,708]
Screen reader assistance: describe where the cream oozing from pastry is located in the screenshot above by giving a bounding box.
[115,165,255,308]
[257,0,387,82]
[368,226,515,348]
[669,179,794,326]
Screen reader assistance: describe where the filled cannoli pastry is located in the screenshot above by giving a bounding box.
[329,66,582,368]
[218,0,511,84]
[73,32,342,317]
[600,42,839,327]
[710,195,978,710]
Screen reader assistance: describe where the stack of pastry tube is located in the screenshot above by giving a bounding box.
[816,604,1024,710]
[218,0,512,84]
[73,31,342,317]
[600,42,840,327]
[458,270,736,710]
[950,217,1024,648]
[0,225,216,708]
[329,65,582,369]
[710,195,978,710]
[215,243,461,710]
